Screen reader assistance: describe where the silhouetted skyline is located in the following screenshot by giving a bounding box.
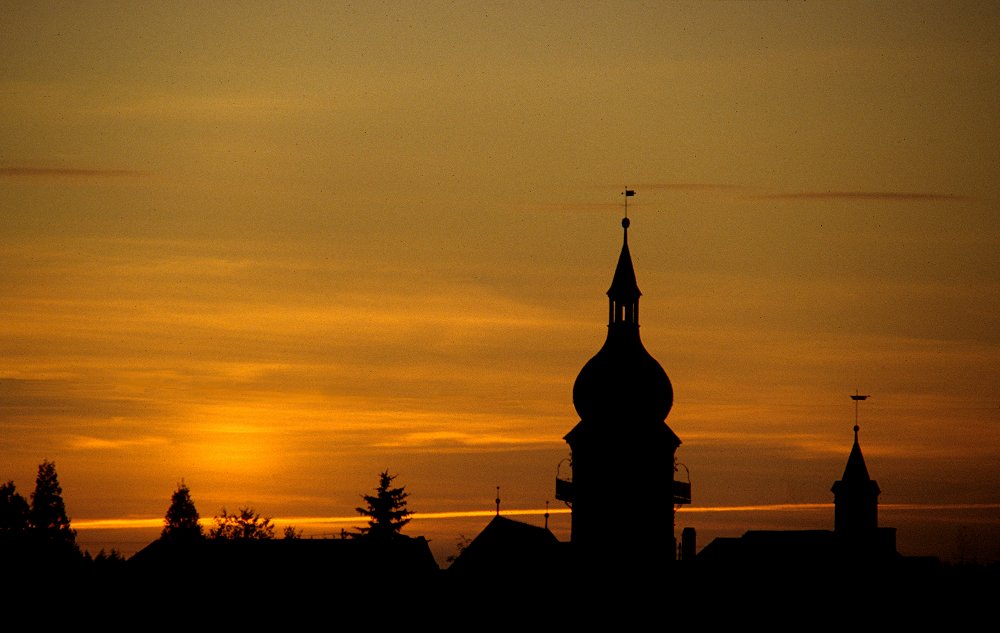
[2,3,998,567]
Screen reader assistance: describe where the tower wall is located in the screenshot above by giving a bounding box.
[568,427,677,568]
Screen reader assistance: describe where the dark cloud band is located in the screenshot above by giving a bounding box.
[0,167,147,178]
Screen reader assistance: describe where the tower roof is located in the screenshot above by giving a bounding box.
[572,216,674,427]
[841,425,872,483]
[607,217,641,302]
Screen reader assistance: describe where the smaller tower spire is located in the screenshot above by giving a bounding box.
[607,216,641,328]
[495,486,501,516]
[833,392,880,536]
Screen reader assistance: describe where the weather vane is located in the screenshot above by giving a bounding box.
[622,187,635,220]
[850,389,870,430]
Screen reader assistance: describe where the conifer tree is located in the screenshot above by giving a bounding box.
[29,460,76,547]
[0,481,30,534]
[161,480,204,542]
[355,470,412,539]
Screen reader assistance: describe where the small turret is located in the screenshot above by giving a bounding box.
[832,395,881,536]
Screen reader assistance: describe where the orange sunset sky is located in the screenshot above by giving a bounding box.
[2,2,998,565]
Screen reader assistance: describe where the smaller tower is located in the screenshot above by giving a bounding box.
[832,394,880,536]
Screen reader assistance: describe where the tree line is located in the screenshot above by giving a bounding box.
[161,469,411,543]
[2,461,414,567]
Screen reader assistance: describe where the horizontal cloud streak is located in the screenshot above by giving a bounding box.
[0,167,147,178]
[751,191,969,201]
[632,183,746,192]
[67,435,170,451]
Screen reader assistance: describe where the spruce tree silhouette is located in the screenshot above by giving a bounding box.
[0,480,30,534]
[0,481,31,569]
[355,470,412,540]
[22,460,81,567]
[29,461,77,548]
[161,480,204,542]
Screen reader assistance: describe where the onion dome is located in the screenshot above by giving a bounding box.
[572,218,674,424]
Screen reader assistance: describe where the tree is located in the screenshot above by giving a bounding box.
[1,481,31,565]
[209,507,276,540]
[355,470,412,540]
[0,481,30,534]
[29,460,76,548]
[161,480,204,542]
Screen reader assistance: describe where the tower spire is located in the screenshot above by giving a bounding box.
[608,192,641,329]
[833,391,881,536]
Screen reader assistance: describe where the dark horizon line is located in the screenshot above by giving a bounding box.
[0,167,148,178]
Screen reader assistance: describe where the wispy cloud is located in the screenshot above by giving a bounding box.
[581,185,969,202]
[533,183,747,213]
[0,378,170,422]
[376,430,558,450]
[751,191,969,202]
[527,202,621,213]
[0,167,147,178]
[67,435,170,451]
[632,183,746,192]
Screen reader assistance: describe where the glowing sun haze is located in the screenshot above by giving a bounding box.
[2,2,998,564]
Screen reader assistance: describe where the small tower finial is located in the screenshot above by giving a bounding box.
[850,390,869,435]
[622,187,635,219]
[495,486,501,516]
[544,500,550,531]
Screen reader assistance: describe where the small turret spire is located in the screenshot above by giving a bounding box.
[833,392,881,535]
[607,199,641,328]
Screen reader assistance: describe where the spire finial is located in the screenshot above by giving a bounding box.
[495,486,500,516]
[544,500,550,531]
[621,188,635,244]
[850,390,869,436]
[622,187,635,223]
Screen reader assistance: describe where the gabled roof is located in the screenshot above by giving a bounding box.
[447,515,561,576]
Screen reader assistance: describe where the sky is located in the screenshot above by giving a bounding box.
[2,1,998,565]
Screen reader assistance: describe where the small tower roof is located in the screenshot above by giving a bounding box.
[841,425,872,483]
[607,217,641,302]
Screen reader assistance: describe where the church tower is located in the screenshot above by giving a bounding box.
[830,393,896,560]
[560,208,682,570]
[832,423,881,536]
[832,393,881,538]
